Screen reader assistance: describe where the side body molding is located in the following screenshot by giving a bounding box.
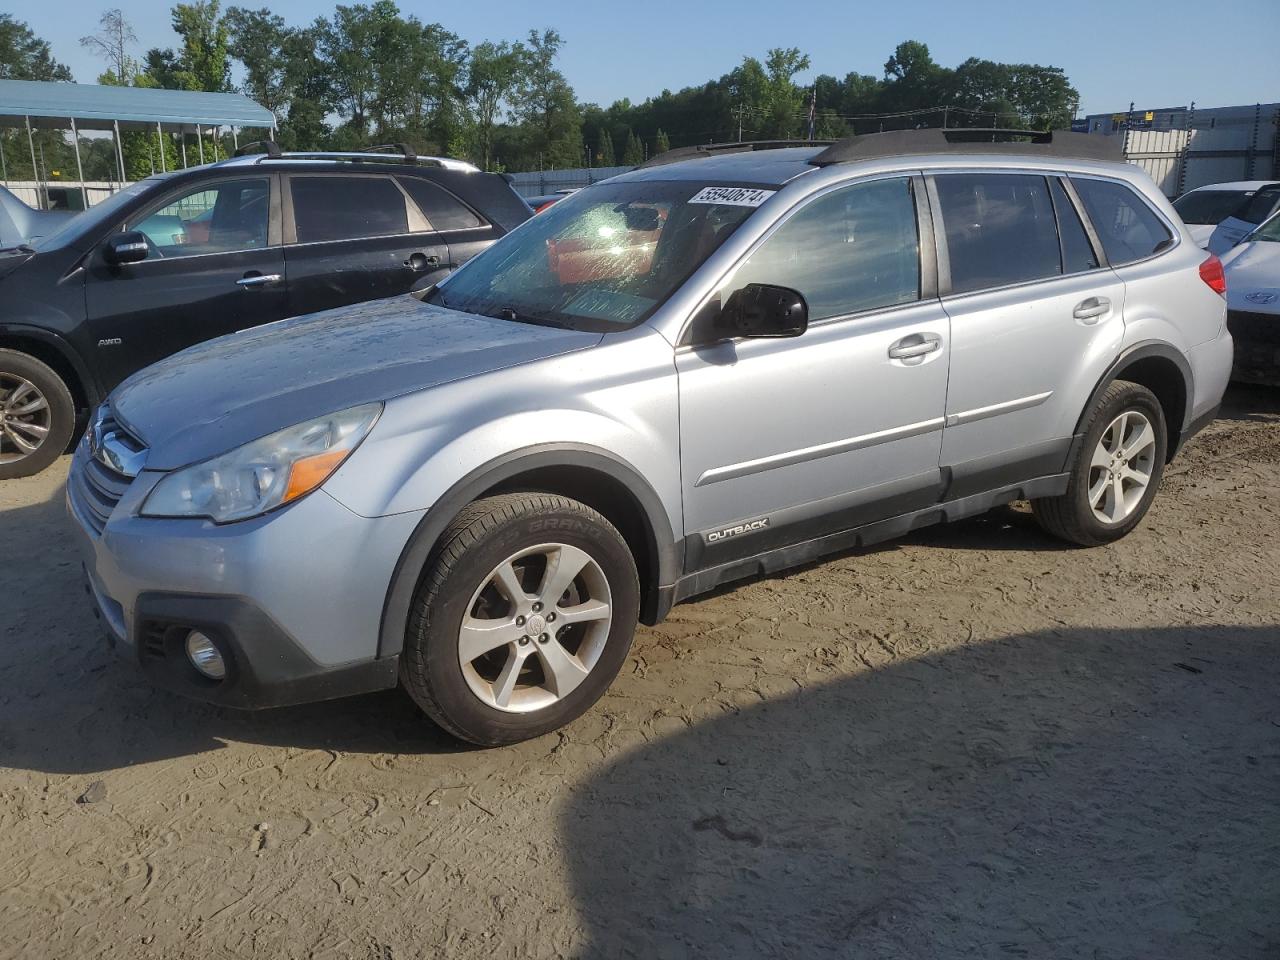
[377,444,680,658]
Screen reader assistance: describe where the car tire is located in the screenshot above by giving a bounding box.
[401,492,640,746]
[0,348,76,481]
[1032,380,1168,547]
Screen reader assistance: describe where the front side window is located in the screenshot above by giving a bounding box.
[1071,177,1173,265]
[935,173,1062,294]
[428,180,762,331]
[290,176,410,244]
[128,178,269,256]
[721,177,920,321]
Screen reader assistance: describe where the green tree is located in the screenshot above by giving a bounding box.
[654,128,670,155]
[0,14,73,80]
[728,47,812,139]
[225,7,291,114]
[622,129,644,166]
[514,28,580,168]
[595,125,615,165]
[462,40,523,171]
[170,1,232,92]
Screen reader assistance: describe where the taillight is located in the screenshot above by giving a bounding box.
[1199,254,1226,296]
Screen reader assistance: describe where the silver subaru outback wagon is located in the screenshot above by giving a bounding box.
[68,129,1233,745]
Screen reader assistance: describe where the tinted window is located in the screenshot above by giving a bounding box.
[1172,188,1254,225]
[398,177,483,231]
[1051,178,1100,274]
[1234,185,1280,225]
[935,174,1061,294]
[290,176,409,243]
[128,178,269,256]
[726,177,920,320]
[1071,178,1173,265]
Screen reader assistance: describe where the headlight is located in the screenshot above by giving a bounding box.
[141,403,381,523]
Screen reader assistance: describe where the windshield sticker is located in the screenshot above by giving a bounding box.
[688,186,776,207]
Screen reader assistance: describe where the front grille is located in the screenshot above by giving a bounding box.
[1228,310,1280,346]
[69,410,145,536]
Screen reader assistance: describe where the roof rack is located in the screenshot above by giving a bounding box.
[639,139,836,169]
[809,128,1123,165]
[231,139,479,172]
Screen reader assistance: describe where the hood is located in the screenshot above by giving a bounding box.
[0,187,76,247]
[112,295,602,469]
[1223,241,1280,313]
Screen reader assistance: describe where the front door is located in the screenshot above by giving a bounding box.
[283,173,450,316]
[677,175,950,570]
[85,175,285,389]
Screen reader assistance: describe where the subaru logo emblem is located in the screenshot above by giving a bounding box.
[1245,291,1277,305]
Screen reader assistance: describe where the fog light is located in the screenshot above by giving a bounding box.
[185,630,226,680]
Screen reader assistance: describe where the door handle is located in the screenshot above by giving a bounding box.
[404,253,440,271]
[1073,296,1111,323]
[888,333,942,364]
[237,273,282,288]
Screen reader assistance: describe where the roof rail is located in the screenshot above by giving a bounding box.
[809,128,1123,166]
[639,139,836,169]
[234,139,282,159]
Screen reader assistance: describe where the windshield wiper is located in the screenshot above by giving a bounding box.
[495,305,569,329]
[0,243,35,255]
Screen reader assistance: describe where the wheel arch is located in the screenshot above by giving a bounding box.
[377,445,681,660]
[0,324,100,415]
[1075,341,1192,463]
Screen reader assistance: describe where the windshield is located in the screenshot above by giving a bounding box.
[31,177,165,251]
[1172,189,1253,225]
[1234,185,1280,225]
[428,180,770,331]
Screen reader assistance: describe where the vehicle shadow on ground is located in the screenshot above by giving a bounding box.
[562,624,1280,959]
[0,482,466,775]
[1217,381,1280,423]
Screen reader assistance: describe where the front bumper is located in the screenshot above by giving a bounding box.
[1226,309,1280,385]
[67,442,423,709]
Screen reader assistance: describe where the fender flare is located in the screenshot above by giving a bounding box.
[1069,339,1194,463]
[0,322,102,408]
[376,443,680,658]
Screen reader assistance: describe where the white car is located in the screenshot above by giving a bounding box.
[1171,181,1280,250]
[1221,209,1280,383]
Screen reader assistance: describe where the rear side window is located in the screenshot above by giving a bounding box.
[290,176,409,243]
[1071,178,1173,265]
[397,177,483,231]
[726,176,921,321]
[1050,178,1100,274]
[934,173,1061,294]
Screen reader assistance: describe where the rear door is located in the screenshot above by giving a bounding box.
[85,174,286,387]
[396,175,496,271]
[282,173,450,316]
[932,171,1128,494]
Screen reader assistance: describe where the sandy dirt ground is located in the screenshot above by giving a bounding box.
[1,385,1278,960]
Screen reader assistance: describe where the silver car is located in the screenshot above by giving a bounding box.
[68,130,1233,745]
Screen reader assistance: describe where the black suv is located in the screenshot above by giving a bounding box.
[0,144,530,478]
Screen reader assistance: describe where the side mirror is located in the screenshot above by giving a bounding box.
[717,283,808,339]
[103,231,150,265]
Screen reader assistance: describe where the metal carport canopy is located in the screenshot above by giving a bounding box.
[0,79,275,131]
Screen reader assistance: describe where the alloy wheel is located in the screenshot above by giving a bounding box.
[458,543,613,713]
[1088,410,1157,524]
[0,374,51,465]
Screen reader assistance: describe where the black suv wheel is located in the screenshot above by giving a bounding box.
[0,349,75,480]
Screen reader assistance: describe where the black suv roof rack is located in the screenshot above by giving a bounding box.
[231,139,479,172]
[639,139,836,169]
[809,128,1123,166]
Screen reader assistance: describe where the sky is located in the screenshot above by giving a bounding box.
[21,0,1280,117]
